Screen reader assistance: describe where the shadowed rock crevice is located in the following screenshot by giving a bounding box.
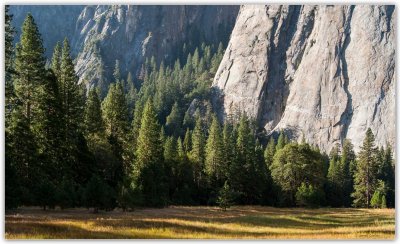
[337,5,354,143]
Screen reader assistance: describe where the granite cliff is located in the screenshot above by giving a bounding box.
[212,5,395,152]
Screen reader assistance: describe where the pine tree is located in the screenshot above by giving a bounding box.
[190,115,206,187]
[133,99,167,207]
[51,41,62,78]
[381,145,395,207]
[222,122,236,181]
[14,13,46,125]
[126,71,137,121]
[341,139,355,206]
[5,6,19,209]
[59,38,85,151]
[7,111,40,205]
[166,102,182,137]
[130,101,144,152]
[5,5,16,126]
[113,59,122,84]
[84,88,104,135]
[264,137,276,168]
[102,82,129,159]
[352,128,379,208]
[183,128,191,153]
[35,70,65,178]
[216,181,233,211]
[276,131,286,151]
[205,115,225,185]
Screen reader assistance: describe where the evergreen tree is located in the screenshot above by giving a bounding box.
[8,111,40,205]
[5,5,16,125]
[102,82,129,160]
[205,115,225,186]
[190,115,206,187]
[264,137,276,168]
[126,71,137,121]
[183,128,191,153]
[341,139,356,207]
[59,38,87,182]
[133,99,167,207]
[222,122,236,181]
[84,88,104,135]
[276,130,286,151]
[382,145,395,207]
[35,70,65,178]
[51,41,62,78]
[113,59,122,83]
[14,13,46,125]
[216,181,234,211]
[352,128,379,208]
[166,102,182,137]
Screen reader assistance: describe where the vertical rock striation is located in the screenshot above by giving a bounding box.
[212,5,395,152]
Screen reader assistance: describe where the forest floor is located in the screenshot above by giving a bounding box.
[5,206,395,240]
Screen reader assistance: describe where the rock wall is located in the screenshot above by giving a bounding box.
[213,5,395,152]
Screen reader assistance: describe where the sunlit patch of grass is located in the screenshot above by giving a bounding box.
[5,206,395,239]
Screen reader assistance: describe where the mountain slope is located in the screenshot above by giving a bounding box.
[10,5,239,92]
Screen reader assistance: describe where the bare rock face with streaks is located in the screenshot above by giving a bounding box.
[213,5,395,152]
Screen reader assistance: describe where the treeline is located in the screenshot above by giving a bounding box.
[5,11,395,211]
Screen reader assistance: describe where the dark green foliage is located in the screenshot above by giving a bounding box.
[352,128,379,208]
[117,178,138,211]
[84,88,104,135]
[217,181,234,211]
[166,102,182,137]
[295,183,324,208]
[84,175,116,213]
[35,177,57,210]
[5,5,16,125]
[133,100,167,207]
[271,143,325,206]
[14,13,46,124]
[205,115,225,186]
[55,178,77,209]
[51,41,62,78]
[264,137,276,168]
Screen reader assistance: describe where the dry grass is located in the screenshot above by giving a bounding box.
[5,206,395,240]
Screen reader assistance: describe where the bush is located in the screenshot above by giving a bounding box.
[295,183,323,208]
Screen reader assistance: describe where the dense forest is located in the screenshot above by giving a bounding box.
[5,9,395,212]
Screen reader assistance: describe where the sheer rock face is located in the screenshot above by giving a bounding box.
[213,5,395,152]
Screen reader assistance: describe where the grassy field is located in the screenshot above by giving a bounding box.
[5,206,395,239]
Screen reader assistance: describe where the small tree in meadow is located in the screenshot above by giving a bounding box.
[370,191,382,208]
[217,181,234,211]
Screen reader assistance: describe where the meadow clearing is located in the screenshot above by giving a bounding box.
[5,206,395,240]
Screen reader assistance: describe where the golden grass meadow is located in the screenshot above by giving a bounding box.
[5,206,395,239]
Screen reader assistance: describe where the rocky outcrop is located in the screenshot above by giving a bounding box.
[213,5,395,152]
